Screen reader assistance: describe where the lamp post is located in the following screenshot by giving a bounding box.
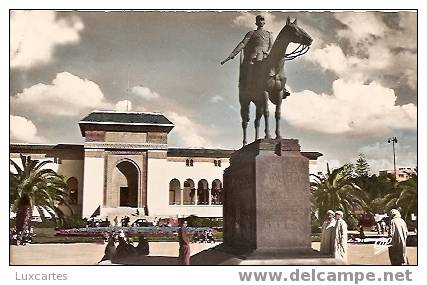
[387,137,398,180]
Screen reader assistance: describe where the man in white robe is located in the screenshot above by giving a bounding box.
[388,209,409,265]
[320,210,336,256]
[334,210,348,264]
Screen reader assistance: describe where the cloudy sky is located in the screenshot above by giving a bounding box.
[10,10,417,174]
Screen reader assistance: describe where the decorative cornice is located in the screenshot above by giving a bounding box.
[84,142,168,150]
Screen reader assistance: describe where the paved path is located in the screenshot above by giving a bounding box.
[10,242,417,265]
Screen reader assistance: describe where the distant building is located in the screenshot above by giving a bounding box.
[10,111,321,219]
[379,167,417,182]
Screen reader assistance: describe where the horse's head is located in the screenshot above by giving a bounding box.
[267,17,313,75]
[283,17,313,46]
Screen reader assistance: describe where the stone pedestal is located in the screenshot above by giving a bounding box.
[223,138,311,253]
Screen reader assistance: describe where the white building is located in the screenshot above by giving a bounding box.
[379,167,417,182]
[10,111,321,219]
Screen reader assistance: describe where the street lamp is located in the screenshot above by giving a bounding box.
[387,137,398,180]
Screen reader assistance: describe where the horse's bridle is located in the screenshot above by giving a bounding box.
[284,44,310,61]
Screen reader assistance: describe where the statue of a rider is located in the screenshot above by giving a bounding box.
[221,15,273,92]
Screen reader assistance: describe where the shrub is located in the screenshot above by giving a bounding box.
[186,215,223,228]
[311,216,322,234]
[61,215,87,229]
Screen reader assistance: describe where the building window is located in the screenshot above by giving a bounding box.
[183,179,195,205]
[186,159,194,167]
[214,160,222,167]
[197,179,209,205]
[211,179,223,205]
[169,179,181,205]
[67,177,78,205]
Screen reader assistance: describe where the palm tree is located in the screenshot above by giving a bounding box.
[382,172,417,221]
[311,163,368,224]
[10,154,70,232]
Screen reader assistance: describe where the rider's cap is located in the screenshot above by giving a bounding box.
[255,15,265,21]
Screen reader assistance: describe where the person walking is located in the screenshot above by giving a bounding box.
[320,210,336,256]
[388,209,409,265]
[178,219,190,265]
[334,210,348,264]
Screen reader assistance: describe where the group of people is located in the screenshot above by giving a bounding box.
[119,216,131,227]
[375,220,389,235]
[320,209,409,265]
[99,230,150,263]
[320,210,348,263]
[192,229,214,243]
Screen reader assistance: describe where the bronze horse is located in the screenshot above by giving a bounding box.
[239,17,313,145]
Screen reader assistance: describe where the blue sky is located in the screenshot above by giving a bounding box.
[10,10,417,174]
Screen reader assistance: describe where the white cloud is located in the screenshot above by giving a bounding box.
[284,79,417,136]
[306,43,393,82]
[306,44,349,74]
[132,86,160,100]
[210,95,224,103]
[335,12,387,44]
[165,111,215,148]
[10,115,44,143]
[12,72,109,116]
[11,11,84,69]
[115,100,132,111]
[306,12,417,90]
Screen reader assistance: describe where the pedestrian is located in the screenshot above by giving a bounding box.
[98,236,116,263]
[114,216,118,227]
[136,235,150,256]
[320,210,336,256]
[178,219,190,265]
[334,210,348,264]
[388,209,409,265]
[358,225,366,243]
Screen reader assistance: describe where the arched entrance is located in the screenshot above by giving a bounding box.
[183,179,195,205]
[197,179,209,205]
[211,179,223,205]
[112,160,140,207]
[169,179,181,205]
[66,177,78,205]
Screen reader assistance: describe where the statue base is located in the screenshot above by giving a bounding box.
[223,138,311,252]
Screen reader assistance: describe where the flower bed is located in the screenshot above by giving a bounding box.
[55,226,214,238]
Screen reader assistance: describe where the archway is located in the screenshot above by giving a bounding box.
[183,179,195,205]
[211,179,223,205]
[169,179,181,205]
[197,179,209,205]
[113,160,139,207]
[66,177,78,205]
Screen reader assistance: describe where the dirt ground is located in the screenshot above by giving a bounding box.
[10,242,417,265]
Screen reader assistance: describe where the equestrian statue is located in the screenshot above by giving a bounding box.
[221,15,313,146]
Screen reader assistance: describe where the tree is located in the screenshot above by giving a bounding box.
[382,172,417,221]
[355,153,370,177]
[10,155,70,232]
[311,163,368,228]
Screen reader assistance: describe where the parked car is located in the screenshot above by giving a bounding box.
[31,216,42,223]
[131,219,153,227]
